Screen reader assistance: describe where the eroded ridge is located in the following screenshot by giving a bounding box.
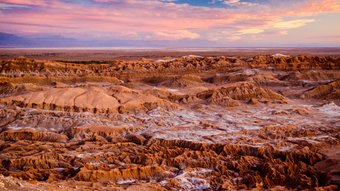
[0,55,339,190]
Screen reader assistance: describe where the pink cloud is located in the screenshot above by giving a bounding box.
[0,0,49,6]
[0,0,339,42]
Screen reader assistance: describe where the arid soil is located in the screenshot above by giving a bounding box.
[1,48,340,61]
[0,53,339,190]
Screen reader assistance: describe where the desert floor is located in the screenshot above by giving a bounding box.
[0,48,339,190]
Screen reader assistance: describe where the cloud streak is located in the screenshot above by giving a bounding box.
[274,19,315,29]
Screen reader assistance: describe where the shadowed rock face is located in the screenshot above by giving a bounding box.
[0,55,339,190]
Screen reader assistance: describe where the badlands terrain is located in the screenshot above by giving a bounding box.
[0,49,339,190]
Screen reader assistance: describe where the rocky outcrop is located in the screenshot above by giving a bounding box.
[0,87,120,113]
[0,86,178,114]
[315,145,340,186]
[66,125,143,143]
[281,70,340,82]
[0,133,335,190]
[303,80,340,100]
[197,82,287,104]
[2,56,338,80]
[251,55,340,70]
[159,74,204,88]
[0,82,44,97]
[74,166,174,182]
[0,82,26,96]
[0,129,68,142]
[207,93,241,107]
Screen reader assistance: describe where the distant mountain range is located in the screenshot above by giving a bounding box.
[1,32,338,48]
[0,32,81,47]
[0,32,94,47]
[0,32,210,48]
[0,33,30,47]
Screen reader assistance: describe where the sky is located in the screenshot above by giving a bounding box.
[0,0,340,47]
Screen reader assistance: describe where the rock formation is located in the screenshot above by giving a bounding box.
[0,55,339,190]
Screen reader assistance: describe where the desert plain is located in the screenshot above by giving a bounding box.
[0,48,339,190]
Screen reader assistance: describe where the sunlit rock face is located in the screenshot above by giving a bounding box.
[0,54,339,190]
